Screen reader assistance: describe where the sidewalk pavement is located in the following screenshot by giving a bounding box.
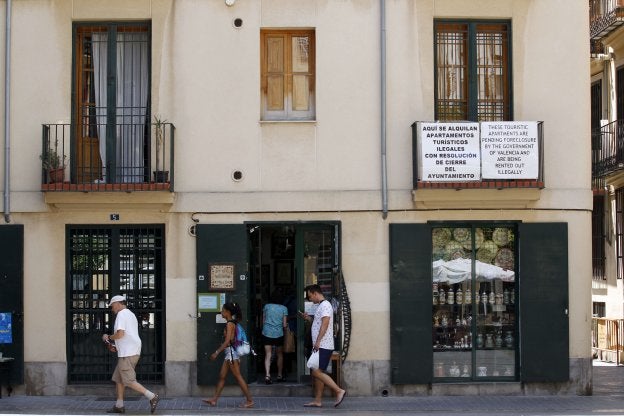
[0,364,622,415]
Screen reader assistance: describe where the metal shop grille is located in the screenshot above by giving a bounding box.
[67,225,165,383]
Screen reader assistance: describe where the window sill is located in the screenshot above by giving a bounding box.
[412,182,542,208]
[259,120,317,124]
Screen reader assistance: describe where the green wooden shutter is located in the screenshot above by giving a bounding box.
[0,225,24,385]
[518,222,569,382]
[196,224,250,385]
[389,223,433,384]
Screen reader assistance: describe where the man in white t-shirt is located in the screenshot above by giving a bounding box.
[300,285,346,408]
[102,295,160,414]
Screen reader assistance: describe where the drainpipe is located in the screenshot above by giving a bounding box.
[3,0,11,223]
[380,0,388,219]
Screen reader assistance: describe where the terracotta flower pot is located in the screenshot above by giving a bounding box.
[48,167,65,183]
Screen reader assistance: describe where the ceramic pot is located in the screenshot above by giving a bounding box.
[504,331,514,348]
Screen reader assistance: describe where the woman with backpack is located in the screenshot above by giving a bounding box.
[202,302,254,409]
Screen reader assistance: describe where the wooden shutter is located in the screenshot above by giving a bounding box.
[389,224,433,384]
[261,30,315,120]
[265,34,285,111]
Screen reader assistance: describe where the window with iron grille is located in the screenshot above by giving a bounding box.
[67,225,165,383]
[617,189,624,279]
[593,196,606,280]
[592,302,606,318]
[434,21,511,122]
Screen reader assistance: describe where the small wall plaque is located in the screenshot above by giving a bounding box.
[209,264,235,291]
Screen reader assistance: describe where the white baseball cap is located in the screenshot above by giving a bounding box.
[107,295,126,307]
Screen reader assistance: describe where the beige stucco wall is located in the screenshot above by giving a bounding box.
[0,0,591,394]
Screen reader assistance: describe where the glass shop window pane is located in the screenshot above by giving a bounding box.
[432,225,517,380]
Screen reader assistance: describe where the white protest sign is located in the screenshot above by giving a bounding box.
[480,122,539,179]
[418,122,481,182]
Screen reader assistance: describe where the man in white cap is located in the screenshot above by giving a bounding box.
[102,295,159,414]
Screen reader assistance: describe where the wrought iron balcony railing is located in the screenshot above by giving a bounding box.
[590,0,624,39]
[41,122,174,192]
[591,119,624,183]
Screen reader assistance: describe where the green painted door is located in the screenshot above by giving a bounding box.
[0,225,24,385]
[518,222,569,382]
[196,224,252,385]
[389,223,433,384]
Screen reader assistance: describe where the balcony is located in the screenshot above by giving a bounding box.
[591,119,624,188]
[41,122,174,193]
[590,0,624,40]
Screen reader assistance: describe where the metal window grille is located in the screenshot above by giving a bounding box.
[616,189,624,279]
[593,302,606,318]
[475,26,508,121]
[436,24,468,121]
[67,225,165,383]
[593,196,607,280]
[592,81,603,130]
[435,21,510,122]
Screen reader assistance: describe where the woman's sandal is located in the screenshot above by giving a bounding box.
[264,376,272,385]
[202,399,217,407]
[276,375,284,382]
[238,401,254,408]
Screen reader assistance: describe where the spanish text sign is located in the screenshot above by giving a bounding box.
[419,122,481,182]
[480,122,539,179]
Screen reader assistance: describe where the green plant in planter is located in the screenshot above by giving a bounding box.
[40,145,67,183]
[153,115,169,182]
[40,148,66,170]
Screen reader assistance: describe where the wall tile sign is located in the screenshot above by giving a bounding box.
[209,264,235,291]
[0,313,12,344]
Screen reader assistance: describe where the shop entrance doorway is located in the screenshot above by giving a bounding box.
[247,222,340,384]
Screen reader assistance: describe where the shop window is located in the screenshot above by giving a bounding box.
[432,225,516,379]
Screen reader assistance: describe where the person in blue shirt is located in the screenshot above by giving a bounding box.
[262,290,288,383]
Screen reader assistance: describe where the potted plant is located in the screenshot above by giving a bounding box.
[153,115,169,183]
[40,144,67,183]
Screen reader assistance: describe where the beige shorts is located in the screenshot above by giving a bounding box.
[112,355,140,385]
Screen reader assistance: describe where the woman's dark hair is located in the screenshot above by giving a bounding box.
[269,289,284,304]
[223,302,242,321]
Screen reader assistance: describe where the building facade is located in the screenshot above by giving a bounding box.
[0,0,591,396]
[590,0,624,364]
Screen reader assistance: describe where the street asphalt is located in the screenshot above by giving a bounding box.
[0,362,622,415]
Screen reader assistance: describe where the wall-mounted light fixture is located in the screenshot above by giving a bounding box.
[225,0,236,6]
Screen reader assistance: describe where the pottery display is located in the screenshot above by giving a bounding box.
[447,289,455,305]
[504,331,514,348]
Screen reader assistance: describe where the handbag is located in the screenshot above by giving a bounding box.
[306,350,319,369]
[283,328,295,353]
[235,342,251,356]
